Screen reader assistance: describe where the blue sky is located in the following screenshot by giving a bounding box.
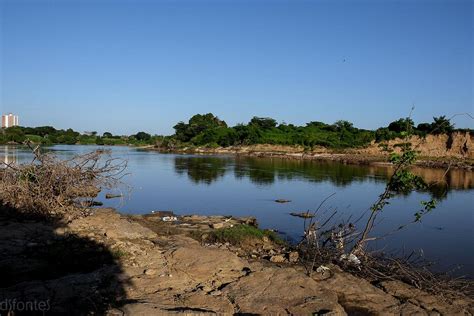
[1,0,472,135]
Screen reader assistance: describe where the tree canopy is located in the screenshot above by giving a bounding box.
[0,113,467,148]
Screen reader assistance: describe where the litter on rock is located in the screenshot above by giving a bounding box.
[316,265,330,273]
[339,253,361,265]
[162,216,178,222]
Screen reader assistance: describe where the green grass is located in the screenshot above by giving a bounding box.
[111,248,129,259]
[206,224,284,245]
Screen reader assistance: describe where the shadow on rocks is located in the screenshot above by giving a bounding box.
[0,205,129,315]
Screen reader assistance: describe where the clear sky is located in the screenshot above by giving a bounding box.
[0,0,472,135]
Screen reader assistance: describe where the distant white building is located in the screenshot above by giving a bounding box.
[1,113,19,128]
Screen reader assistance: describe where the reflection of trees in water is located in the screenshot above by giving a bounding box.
[234,158,373,186]
[172,156,473,198]
[385,166,473,200]
[174,156,231,184]
[276,160,376,187]
[234,159,275,185]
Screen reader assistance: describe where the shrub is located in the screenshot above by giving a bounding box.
[205,224,283,245]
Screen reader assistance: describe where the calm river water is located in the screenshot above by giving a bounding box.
[2,145,473,276]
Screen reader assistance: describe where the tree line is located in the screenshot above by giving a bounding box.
[1,114,469,148]
[163,113,466,149]
[0,126,160,146]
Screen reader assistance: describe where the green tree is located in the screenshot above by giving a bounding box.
[32,126,57,137]
[134,132,152,141]
[334,120,354,132]
[375,127,396,142]
[416,123,431,134]
[388,118,415,133]
[4,126,26,143]
[249,117,277,130]
[174,113,227,142]
[430,116,454,134]
[305,121,327,128]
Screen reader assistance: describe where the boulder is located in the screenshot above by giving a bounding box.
[270,255,286,263]
[288,251,299,263]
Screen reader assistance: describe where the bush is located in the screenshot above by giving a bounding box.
[205,224,283,246]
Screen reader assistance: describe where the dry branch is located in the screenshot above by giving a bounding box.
[0,145,127,220]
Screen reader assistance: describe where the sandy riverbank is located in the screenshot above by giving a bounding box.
[148,132,474,170]
[150,143,474,171]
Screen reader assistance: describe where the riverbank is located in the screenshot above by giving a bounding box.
[151,143,474,170]
[148,132,474,170]
[1,207,472,315]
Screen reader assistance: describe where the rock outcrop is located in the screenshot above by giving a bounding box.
[0,208,472,315]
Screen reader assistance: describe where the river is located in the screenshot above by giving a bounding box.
[2,144,473,277]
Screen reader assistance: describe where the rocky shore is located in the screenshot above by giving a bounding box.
[1,208,472,315]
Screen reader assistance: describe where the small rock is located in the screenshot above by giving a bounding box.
[243,217,257,226]
[270,255,286,263]
[55,228,66,236]
[104,230,118,239]
[316,265,330,273]
[105,193,123,199]
[144,269,157,276]
[211,222,226,229]
[288,251,299,263]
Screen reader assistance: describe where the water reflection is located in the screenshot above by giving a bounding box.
[174,156,230,184]
[0,146,18,165]
[2,145,473,276]
[172,155,473,198]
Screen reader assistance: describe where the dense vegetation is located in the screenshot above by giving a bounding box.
[1,114,469,149]
[0,126,161,146]
[162,113,468,149]
[374,115,460,142]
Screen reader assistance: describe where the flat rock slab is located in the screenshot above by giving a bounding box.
[223,266,345,315]
[1,208,472,315]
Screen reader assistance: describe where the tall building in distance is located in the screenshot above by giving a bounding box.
[1,113,19,128]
